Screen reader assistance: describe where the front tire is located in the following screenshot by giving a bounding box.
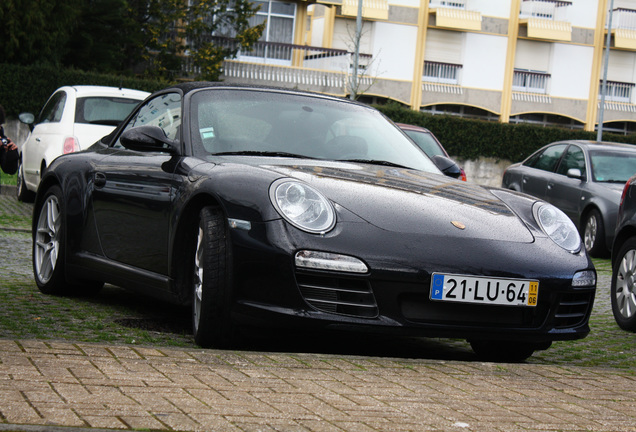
[582,209,607,257]
[611,237,636,331]
[192,206,235,348]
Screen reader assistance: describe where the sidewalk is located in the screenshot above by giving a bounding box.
[1,339,636,432]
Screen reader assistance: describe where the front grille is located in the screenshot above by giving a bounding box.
[553,291,594,328]
[296,273,379,318]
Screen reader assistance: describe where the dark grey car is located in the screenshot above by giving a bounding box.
[502,140,636,257]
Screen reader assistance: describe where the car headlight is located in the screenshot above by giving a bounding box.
[533,202,581,253]
[270,180,336,234]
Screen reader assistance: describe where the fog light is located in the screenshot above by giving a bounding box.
[572,270,596,287]
[295,250,368,274]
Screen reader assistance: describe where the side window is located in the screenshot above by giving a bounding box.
[525,144,567,172]
[556,146,586,177]
[114,92,182,148]
[37,92,67,124]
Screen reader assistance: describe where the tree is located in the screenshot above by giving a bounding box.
[0,0,83,66]
[128,0,265,81]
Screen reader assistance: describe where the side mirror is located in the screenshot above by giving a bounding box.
[432,155,462,179]
[120,126,179,154]
[19,113,35,131]
[566,168,583,180]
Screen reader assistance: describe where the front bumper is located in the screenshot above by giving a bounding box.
[228,219,596,343]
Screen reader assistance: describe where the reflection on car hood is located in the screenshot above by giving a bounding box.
[264,161,534,243]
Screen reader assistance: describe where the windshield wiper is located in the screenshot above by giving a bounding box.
[213,151,315,159]
[339,159,410,169]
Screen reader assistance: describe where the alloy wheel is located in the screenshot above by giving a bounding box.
[193,225,205,332]
[615,249,636,321]
[584,215,597,252]
[34,194,61,284]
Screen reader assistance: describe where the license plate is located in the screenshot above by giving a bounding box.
[430,273,538,307]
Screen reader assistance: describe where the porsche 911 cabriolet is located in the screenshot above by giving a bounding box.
[32,83,596,362]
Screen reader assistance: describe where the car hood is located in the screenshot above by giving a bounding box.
[262,161,535,243]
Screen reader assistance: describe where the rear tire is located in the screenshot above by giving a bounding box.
[33,186,67,294]
[191,206,235,348]
[582,209,607,257]
[611,237,636,332]
[16,159,35,203]
[32,185,103,296]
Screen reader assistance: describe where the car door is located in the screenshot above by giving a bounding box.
[91,92,183,275]
[22,90,69,190]
[519,143,568,200]
[546,145,586,222]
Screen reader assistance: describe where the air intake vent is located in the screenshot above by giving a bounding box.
[296,273,378,318]
[554,292,594,328]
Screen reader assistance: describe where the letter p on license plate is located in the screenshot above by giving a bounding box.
[430,273,538,307]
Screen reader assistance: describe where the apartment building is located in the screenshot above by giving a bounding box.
[219,0,636,134]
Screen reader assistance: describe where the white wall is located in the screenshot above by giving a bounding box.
[462,33,508,91]
[468,0,511,18]
[371,22,418,80]
[550,43,594,99]
[568,0,599,28]
[388,0,421,8]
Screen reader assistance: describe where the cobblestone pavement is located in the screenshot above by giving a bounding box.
[1,191,635,432]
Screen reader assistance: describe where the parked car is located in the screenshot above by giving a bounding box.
[610,174,636,331]
[17,85,150,202]
[502,140,636,257]
[397,123,467,181]
[33,83,596,362]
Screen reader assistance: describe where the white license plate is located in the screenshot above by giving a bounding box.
[430,273,538,307]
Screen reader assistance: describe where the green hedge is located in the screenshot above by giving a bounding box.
[0,63,169,118]
[377,103,636,163]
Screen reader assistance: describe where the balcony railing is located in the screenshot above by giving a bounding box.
[599,80,635,104]
[520,0,571,21]
[612,8,636,30]
[429,0,466,8]
[423,61,462,85]
[513,69,550,94]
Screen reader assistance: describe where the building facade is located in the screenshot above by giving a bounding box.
[219,0,636,134]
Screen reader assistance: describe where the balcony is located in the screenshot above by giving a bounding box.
[429,0,482,31]
[422,61,463,94]
[188,38,374,95]
[610,8,636,49]
[519,0,572,42]
[341,0,389,20]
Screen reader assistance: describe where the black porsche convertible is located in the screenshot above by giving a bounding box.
[32,83,596,361]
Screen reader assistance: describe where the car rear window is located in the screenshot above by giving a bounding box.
[75,97,142,127]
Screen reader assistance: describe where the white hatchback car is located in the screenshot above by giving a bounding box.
[17,85,150,201]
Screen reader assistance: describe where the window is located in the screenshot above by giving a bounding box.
[524,144,567,172]
[38,92,67,124]
[115,93,182,148]
[556,146,586,177]
[75,97,143,126]
[242,1,296,62]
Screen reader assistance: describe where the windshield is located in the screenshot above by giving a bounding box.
[189,89,440,173]
[590,150,636,183]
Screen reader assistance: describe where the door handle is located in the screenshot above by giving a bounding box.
[94,173,107,188]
